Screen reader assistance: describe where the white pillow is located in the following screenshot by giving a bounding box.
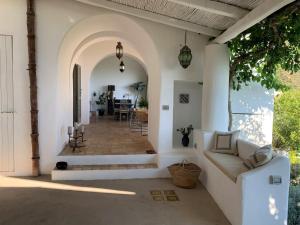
[237,139,260,160]
[243,145,273,169]
[211,130,240,155]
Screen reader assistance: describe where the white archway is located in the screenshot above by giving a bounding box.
[56,14,161,153]
[76,39,147,124]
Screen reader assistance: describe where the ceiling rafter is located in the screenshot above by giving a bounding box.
[75,0,221,37]
[167,0,249,19]
[213,0,295,43]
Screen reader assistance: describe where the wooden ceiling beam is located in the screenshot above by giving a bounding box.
[214,0,295,43]
[167,0,249,19]
[75,0,221,37]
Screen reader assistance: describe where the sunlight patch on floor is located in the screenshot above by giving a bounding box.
[0,176,136,195]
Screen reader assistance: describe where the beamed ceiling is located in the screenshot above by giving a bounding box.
[75,0,295,43]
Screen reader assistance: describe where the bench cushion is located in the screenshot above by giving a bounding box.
[204,151,249,182]
[237,139,260,160]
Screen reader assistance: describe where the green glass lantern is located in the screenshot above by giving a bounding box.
[116,42,123,60]
[178,31,192,69]
[120,60,125,73]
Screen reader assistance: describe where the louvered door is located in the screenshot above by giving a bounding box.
[0,35,14,172]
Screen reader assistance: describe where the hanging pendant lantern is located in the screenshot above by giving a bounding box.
[116,42,123,60]
[178,31,192,69]
[120,60,125,73]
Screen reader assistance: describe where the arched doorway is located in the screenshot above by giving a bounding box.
[73,64,81,125]
[56,14,161,156]
[60,54,154,155]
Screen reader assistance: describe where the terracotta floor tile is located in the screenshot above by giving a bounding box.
[60,116,155,156]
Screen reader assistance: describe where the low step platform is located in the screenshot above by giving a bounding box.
[66,163,157,170]
[56,153,158,165]
[51,163,167,180]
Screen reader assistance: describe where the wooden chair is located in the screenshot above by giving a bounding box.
[131,110,148,135]
[113,99,120,120]
[119,99,129,121]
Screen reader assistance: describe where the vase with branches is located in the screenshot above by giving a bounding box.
[177,125,193,147]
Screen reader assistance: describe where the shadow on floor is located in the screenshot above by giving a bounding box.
[0,175,231,225]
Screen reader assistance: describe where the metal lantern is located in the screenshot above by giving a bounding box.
[120,60,125,73]
[116,42,123,60]
[178,31,192,69]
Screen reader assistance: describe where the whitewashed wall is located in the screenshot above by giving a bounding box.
[90,55,147,113]
[0,0,207,174]
[0,0,32,175]
[173,81,202,148]
[231,82,274,145]
[0,0,274,175]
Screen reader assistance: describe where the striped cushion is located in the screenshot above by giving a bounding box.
[243,145,273,169]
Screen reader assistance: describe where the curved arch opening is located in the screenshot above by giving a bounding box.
[56,14,161,156]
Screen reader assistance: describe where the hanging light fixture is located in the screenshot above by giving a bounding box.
[120,60,125,73]
[178,31,192,69]
[116,42,123,60]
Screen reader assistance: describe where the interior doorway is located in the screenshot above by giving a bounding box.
[60,55,154,156]
[73,64,81,125]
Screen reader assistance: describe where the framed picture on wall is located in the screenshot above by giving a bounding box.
[179,94,189,104]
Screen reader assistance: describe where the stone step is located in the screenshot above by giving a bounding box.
[56,153,158,165]
[64,163,158,171]
[51,163,170,180]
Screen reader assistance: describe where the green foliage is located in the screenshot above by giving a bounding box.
[273,90,300,152]
[228,2,300,91]
[288,185,300,225]
[95,92,107,105]
[138,97,148,109]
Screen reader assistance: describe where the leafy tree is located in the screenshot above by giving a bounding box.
[227,1,300,130]
[273,90,300,152]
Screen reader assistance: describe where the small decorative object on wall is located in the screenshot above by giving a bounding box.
[177,125,193,147]
[116,42,123,60]
[178,31,192,69]
[179,93,189,104]
[120,60,125,73]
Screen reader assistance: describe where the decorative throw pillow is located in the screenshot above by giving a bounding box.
[243,145,273,169]
[211,130,240,155]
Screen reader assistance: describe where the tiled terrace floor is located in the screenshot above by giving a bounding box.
[0,176,231,225]
[60,116,154,155]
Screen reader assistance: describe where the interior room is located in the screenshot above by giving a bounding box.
[60,54,154,155]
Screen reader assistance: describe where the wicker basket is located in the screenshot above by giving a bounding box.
[168,161,201,189]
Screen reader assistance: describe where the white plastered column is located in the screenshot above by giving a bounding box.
[202,44,229,131]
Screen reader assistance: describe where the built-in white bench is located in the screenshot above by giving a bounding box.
[193,129,290,225]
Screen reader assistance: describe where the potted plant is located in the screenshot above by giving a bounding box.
[130,82,147,108]
[177,125,193,147]
[96,92,107,116]
[138,97,148,109]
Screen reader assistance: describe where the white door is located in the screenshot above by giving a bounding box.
[0,35,14,172]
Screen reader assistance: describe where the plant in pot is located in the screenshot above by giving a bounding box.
[138,97,148,109]
[130,82,147,108]
[96,92,107,116]
[177,125,193,147]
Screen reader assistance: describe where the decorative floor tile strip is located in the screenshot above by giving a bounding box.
[150,190,179,201]
[166,195,179,201]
